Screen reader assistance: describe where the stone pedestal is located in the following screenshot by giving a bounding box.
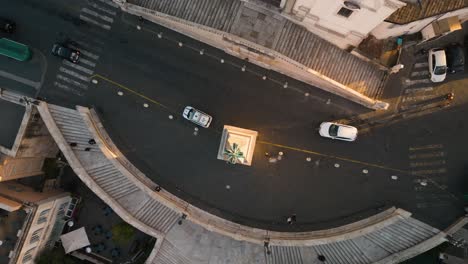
[217,125,258,166]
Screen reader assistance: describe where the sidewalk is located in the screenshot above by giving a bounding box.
[123,0,389,109]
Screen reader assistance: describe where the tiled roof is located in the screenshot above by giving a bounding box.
[386,0,468,24]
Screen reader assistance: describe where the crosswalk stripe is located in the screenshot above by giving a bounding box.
[410,70,429,77]
[59,67,90,82]
[410,160,446,167]
[82,8,114,23]
[63,60,94,75]
[80,14,111,30]
[73,47,100,60]
[73,31,105,46]
[409,144,443,151]
[93,0,119,9]
[409,151,445,159]
[56,74,89,90]
[402,93,438,103]
[410,168,447,175]
[404,86,433,94]
[416,201,451,208]
[414,62,428,68]
[404,78,431,86]
[87,2,117,16]
[54,82,84,96]
[73,40,103,53]
[78,58,97,68]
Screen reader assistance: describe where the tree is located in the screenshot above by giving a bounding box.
[112,222,135,245]
[35,248,76,264]
[224,143,245,165]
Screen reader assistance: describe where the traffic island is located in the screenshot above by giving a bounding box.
[217,125,257,166]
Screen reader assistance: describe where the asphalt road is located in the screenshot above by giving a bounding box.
[1,0,466,231]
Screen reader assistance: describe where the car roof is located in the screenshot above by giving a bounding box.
[431,49,446,65]
[337,125,357,139]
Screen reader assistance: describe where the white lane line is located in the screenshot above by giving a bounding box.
[73,40,103,52]
[414,62,428,68]
[54,82,84,96]
[63,60,94,75]
[0,70,41,89]
[69,46,100,60]
[87,2,117,16]
[93,0,119,9]
[409,144,444,151]
[80,14,111,30]
[410,168,447,175]
[78,58,97,68]
[410,160,446,167]
[401,94,438,103]
[404,78,431,86]
[409,151,445,159]
[404,86,433,94]
[59,67,90,82]
[410,70,429,77]
[56,74,89,90]
[81,8,114,23]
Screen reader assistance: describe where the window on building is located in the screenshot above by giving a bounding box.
[30,228,43,244]
[37,209,51,225]
[337,7,353,18]
[22,247,36,263]
[57,202,69,218]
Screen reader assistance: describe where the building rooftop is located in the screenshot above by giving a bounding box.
[0,207,28,264]
[0,99,25,151]
[386,0,468,24]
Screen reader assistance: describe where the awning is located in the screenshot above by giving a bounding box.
[60,227,90,254]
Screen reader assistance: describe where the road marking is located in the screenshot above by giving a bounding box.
[409,151,445,159]
[409,160,446,167]
[414,62,428,68]
[410,70,429,77]
[56,74,89,90]
[0,70,41,89]
[257,140,407,173]
[416,201,452,208]
[80,14,111,30]
[54,82,84,96]
[59,67,90,82]
[74,48,100,60]
[93,0,119,8]
[72,40,103,53]
[63,60,94,75]
[410,168,447,175]
[404,86,433,94]
[78,58,97,68]
[87,2,117,16]
[404,78,431,86]
[409,144,444,151]
[91,74,170,110]
[81,8,114,23]
[402,93,439,103]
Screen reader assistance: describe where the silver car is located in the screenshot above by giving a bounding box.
[182,106,212,128]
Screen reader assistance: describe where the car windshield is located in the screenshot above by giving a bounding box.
[434,66,447,75]
[328,124,339,137]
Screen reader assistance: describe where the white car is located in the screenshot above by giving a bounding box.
[428,48,447,83]
[182,106,212,128]
[319,122,358,142]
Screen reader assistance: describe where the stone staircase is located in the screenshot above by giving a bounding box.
[129,0,241,32]
[125,0,388,100]
[40,103,181,236]
[273,21,387,99]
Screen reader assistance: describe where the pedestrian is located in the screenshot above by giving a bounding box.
[287,214,296,225]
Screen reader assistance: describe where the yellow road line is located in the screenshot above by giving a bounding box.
[91,74,171,111]
[258,140,408,174]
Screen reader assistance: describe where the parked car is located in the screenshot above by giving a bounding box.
[319,122,358,142]
[445,44,465,74]
[51,43,80,63]
[428,48,447,82]
[0,18,15,33]
[182,106,212,128]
